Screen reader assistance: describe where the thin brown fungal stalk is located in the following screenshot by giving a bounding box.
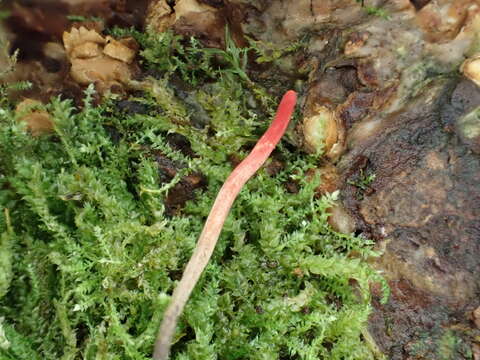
[153,90,298,360]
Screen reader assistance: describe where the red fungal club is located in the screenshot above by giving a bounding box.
[153,90,297,360]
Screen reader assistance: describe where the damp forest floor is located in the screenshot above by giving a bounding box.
[0,27,388,360]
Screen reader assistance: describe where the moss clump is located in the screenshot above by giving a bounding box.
[0,29,387,359]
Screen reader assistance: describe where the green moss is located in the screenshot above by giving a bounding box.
[407,329,473,360]
[347,169,376,201]
[355,0,390,19]
[0,210,12,299]
[0,27,387,359]
[247,37,306,65]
